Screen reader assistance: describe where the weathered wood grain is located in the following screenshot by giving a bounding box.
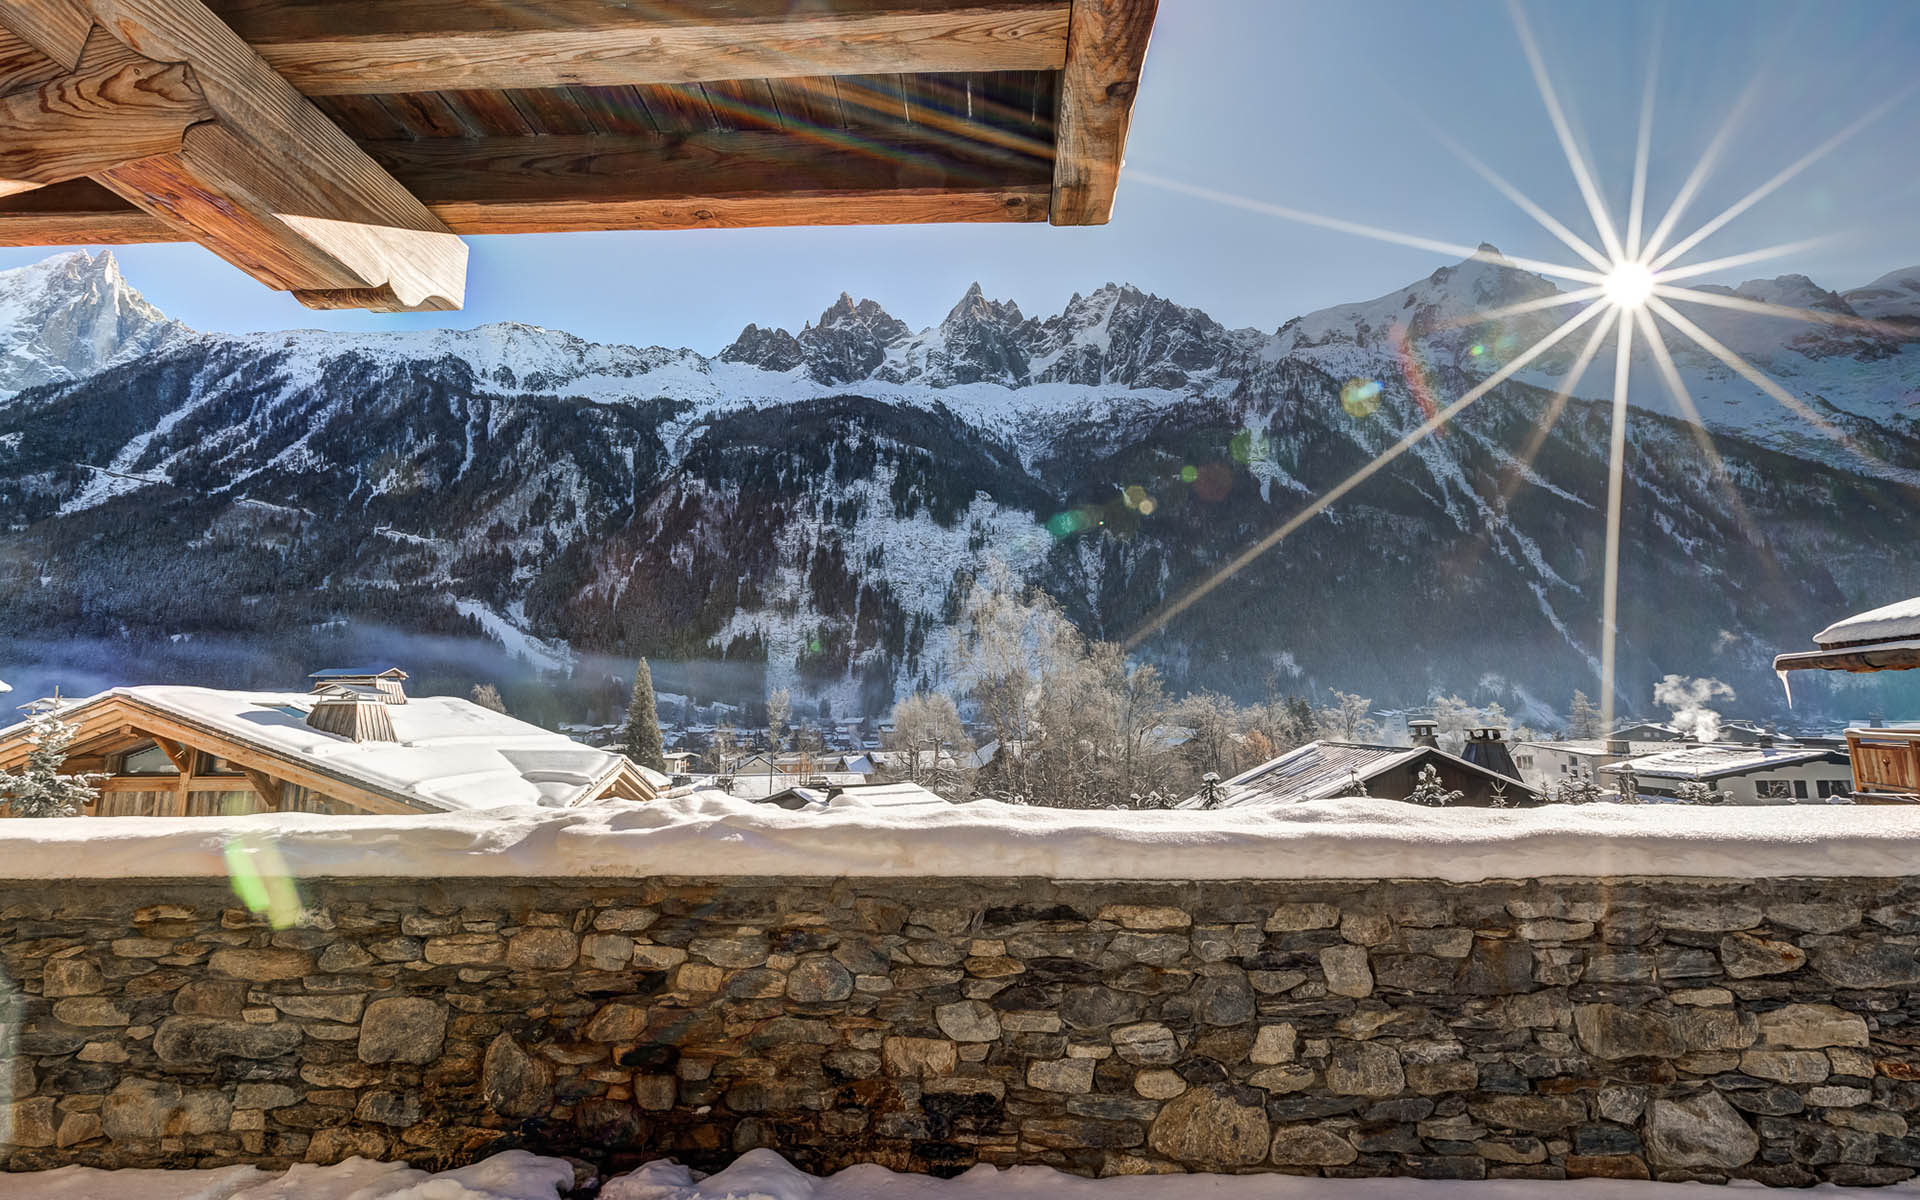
[80,0,467,310]
[0,28,211,198]
[0,129,1051,241]
[0,0,94,69]
[206,0,1071,95]
[1050,0,1155,225]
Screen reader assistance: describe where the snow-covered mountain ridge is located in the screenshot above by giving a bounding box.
[0,248,1916,722]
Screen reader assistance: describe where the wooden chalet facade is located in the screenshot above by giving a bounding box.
[0,674,658,817]
[0,0,1160,312]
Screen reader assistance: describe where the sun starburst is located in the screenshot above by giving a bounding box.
[1124,2,1910,733]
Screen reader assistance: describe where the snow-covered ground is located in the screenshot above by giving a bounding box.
[9,1149,1920,1199]
[4,793,1920,882]
[5,1150,573,1200]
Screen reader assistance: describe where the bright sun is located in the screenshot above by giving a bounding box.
[1603,260,1655,309]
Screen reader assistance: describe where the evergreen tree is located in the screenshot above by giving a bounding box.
[1567,690,1602,739]
[622,658,666,772]
[470,683,507,714]
[0,713,103,817]
[1407,763,1463,806]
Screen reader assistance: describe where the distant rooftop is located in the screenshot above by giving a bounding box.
[1606,743,1845,781]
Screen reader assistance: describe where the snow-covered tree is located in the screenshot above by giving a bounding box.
[1553,763,1605,805]
[622,659,666,772]
[0,713,102,817]
[765,688,791,755]
[1316,690,1378,742]
[469,683,506,714]
[1675,780,1732,805]
[1407,763,1463,807]
[1567,690,1603,739]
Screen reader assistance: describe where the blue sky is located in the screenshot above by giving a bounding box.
[5,0,1916,352]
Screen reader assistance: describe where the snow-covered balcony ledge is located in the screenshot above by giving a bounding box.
[2,794,1918,881]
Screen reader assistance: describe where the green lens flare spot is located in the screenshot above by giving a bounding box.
[1340,378,1382,418]
[1469,343,1486,358]
[1179,465,1198,483]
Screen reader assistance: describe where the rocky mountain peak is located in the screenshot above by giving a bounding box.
[795,294,910,384]
[0,249,190,398]
[1843,265,1920,329]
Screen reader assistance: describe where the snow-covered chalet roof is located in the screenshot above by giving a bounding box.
[4,686,637,812]
[1608,743,1846,782]
[1816,595,1920,647]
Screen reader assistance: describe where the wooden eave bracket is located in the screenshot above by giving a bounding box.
[1050,0,1156,226]
[0,0,468,311]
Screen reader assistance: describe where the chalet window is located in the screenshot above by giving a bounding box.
[1793,780,1808,799]
[119,743,179,775]
[195,752,246,777]
[1757,780,1793,800]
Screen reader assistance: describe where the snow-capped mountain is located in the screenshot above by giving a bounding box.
[0,248,1915,723]
[0,251,188,397]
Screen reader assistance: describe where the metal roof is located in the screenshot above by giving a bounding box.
[1604,744,1847,781]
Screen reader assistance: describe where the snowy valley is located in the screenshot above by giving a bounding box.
[0,249,1916,724]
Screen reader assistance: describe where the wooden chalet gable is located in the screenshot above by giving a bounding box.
[0,0,1160,312]
[0,691,657,816]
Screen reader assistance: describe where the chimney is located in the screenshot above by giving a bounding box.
[1408,719,1440,748]
[306,686,397,742]
[1460,727,1523,782]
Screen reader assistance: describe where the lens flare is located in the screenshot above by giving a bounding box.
[1121,0,1904,728]
[1603,261,1655,310]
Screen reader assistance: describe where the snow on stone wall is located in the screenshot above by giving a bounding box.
[2,795,1920,882]
[6,871,1920,1186]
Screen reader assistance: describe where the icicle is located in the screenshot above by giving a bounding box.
[1776,668,1793,709]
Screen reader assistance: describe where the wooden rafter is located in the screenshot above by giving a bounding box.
[0,128,1051,241]
[239,765,283,809]
[0,0,468,310]
[0,0,91,68]
[0,26,210,197]
[208,0,1072,96]
[1050,0,1155,225]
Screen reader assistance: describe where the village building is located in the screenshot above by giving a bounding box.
[0,669,659,817]
[1601,743,1854,805]
[1514,737,1700,793]
[1182,724,1543,809]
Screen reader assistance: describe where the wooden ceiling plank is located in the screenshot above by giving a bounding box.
[362,130,1050,233]
[0,26,212,198]
[1050,0,1154,225]
[208,0,1071,96]
[0,0,95,70]
[0,128,1053,241]
[76,0,468,311]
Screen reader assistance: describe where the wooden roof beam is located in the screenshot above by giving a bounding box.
[0,0,468,310]
[207,0,1071,96]
[0,27,211,198]
[0,0,93,69]
[0,128,1052,239]
[1050,0,1155,225]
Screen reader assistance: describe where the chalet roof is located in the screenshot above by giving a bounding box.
[1604,744,1848,782]
[0,0,1160,313]
[308,666,408,680]
[1183,741,1544,810]
[0,685,639,811]
[826,782,953,808]
[1518,739,1691,758]
[1776,595,1920,674]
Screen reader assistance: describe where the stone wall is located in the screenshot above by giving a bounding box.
[5,874,1920,1185]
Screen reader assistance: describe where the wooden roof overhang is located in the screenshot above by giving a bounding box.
[1773,640,1920,675]
[0,0,1159,312]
